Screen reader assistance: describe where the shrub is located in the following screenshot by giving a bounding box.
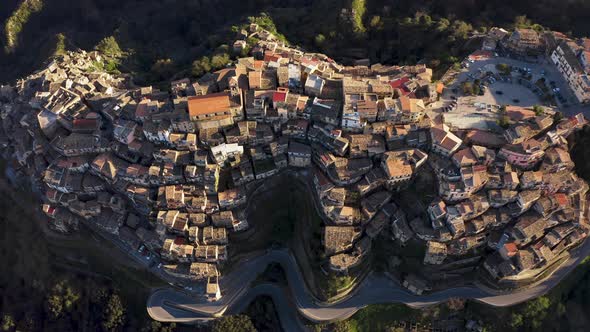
[95,36,122,58]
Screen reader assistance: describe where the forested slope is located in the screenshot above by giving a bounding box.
[2,0,590,85]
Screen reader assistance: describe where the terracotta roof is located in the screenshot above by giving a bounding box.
[439,134,461,151]
[554,193,569,207]
[187,92,231,117]
[399,96,411,112]
[253,60,264,70]
[468,50,493,60]
[72,118,98,131]
[430,125,447,142]
[452,148,476,165]
[389,77,410,91]
[273,91,287,103]
[503,242,518,256]
[383,156,413,178]
[264,54,281,63]
[248,71,262,89]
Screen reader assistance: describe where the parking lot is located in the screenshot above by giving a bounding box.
[429,54,590,129]
[485,82,541,106]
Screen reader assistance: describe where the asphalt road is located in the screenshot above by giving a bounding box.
[147,236,590,330]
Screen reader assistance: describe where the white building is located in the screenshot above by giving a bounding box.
[288,64,302,89]
[304,74,325,97]
[341,111,363,131]
[210,143,244,165]
[551,42,590,103]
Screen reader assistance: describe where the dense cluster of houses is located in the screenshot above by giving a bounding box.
[483,27,590,104]
[422,112,589,283]
[0,22,588,300]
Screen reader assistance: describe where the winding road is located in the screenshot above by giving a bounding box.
[148,236,590,331]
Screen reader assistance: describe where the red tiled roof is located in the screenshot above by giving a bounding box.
[72,118,98,131]
[264,53,281,63]
[399,96,411,112]
[554,193,569,207]
[389,77,410,91]
[469,50,493,60]
[253,60,264,70]
[453,148,476,165]
[504,242,518,256]
[273,91,287,103]
[187,92,231,117]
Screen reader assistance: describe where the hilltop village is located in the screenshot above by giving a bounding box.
[0,23,589,301]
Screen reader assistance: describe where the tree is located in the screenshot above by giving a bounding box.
[210,53,230,70]
[324,274,353,298]
[496,63,511,75]
[514,15,532,29]
[351,0,367,34]
[103,294,125,330]
[435,18,450,32]
[191,56,211,77]
[522,296,551,329]
[46,280,80,319]
[211,315,256,332]
[47,294,64,318]
[532,105,544,116]
[54,33,66,57]
[142,321,176,332]
[473,79,481,95]
[450,20,472,40]
[418,14,432,26]
[1,314,15,331]
[462,81,474,95]
[333,320,354,332]
[510,312,524,328]
[314,34,326,47]
[3,0,44,52]
[95,36,122,58]
[369,16,383,30]
[497,115,510,128]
